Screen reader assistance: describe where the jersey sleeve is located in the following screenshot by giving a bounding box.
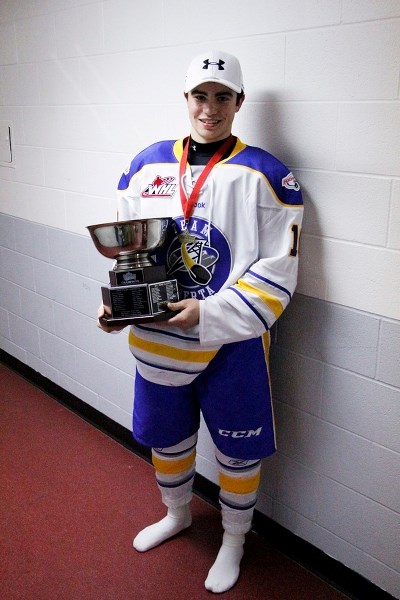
[116,154,145,221]
[116,140,177,221]
[199,161,303,346]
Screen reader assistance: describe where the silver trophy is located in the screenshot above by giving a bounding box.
[87,218,179,325]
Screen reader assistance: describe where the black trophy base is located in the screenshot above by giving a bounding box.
[101,278,179,325]
[99,310,174,328]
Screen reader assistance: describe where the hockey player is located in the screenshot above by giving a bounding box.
[97,50,303,593]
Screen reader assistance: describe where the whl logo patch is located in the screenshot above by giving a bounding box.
[141,175,177,198]
[282,172,300,191]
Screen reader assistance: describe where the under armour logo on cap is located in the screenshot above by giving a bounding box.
[184,50,244,94]
[203,59,225,71]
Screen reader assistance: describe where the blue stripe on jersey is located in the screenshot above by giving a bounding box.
[135,324,200,343]
[248,269,292,300]
[135,356,206,375]
[229,287,269,331]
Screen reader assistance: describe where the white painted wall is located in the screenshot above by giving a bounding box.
[1,0,399,320]
[1,1,399,597]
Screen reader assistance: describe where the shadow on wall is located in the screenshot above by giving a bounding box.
[250,93,329,515]
[238,94,328,301]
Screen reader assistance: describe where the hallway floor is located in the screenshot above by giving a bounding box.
[0,363,349,600]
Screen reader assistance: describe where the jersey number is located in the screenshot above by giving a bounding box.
[289,224,301,257]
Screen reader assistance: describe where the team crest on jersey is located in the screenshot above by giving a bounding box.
[141,175,177,198]
[282,172,300,191]
[156,217,232,300]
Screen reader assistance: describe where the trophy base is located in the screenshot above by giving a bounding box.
[101,279,179,325]
[99,309,175,328]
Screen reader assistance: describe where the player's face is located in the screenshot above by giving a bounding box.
[186,82,244,144]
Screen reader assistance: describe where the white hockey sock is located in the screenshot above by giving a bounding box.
[133,504,192,552]
[204,531,245,593]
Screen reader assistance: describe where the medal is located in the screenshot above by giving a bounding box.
[178,135,234,285]
[178,229,196,244]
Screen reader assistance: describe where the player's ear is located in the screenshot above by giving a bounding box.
[236,93,245,112]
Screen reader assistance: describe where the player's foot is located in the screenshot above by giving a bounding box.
[204,532,245,593]
[133,504,192,552]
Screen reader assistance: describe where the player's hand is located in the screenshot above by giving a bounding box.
[97,304,126,333]
[166,298,200,330]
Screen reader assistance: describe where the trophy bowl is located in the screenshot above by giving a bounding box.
[87,217,171,268]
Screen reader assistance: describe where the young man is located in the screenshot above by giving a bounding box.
[98,50,303,593]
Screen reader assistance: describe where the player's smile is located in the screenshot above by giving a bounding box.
[200,118,222,130]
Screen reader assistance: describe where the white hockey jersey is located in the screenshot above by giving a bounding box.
[117,137,303,386]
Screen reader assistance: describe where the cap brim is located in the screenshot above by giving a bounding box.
[184,77,242,94]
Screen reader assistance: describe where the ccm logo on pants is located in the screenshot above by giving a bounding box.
[218,428,262,439]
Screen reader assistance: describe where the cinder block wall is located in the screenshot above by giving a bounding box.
[0,1,399,596]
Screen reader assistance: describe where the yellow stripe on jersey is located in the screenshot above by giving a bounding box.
[235,279,284,320]
[128,330,218,363]
[219,471,261,495]
[152,451,196,475]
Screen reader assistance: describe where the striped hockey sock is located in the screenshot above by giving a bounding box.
[205,449,261,593]
[133,435,197,552]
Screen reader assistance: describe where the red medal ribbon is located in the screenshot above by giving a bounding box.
[179,135,233,223]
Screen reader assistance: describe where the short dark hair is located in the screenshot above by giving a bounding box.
[184,91,244,104]
[236,91,244,105]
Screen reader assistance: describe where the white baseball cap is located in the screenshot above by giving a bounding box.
[184,50,244,94]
